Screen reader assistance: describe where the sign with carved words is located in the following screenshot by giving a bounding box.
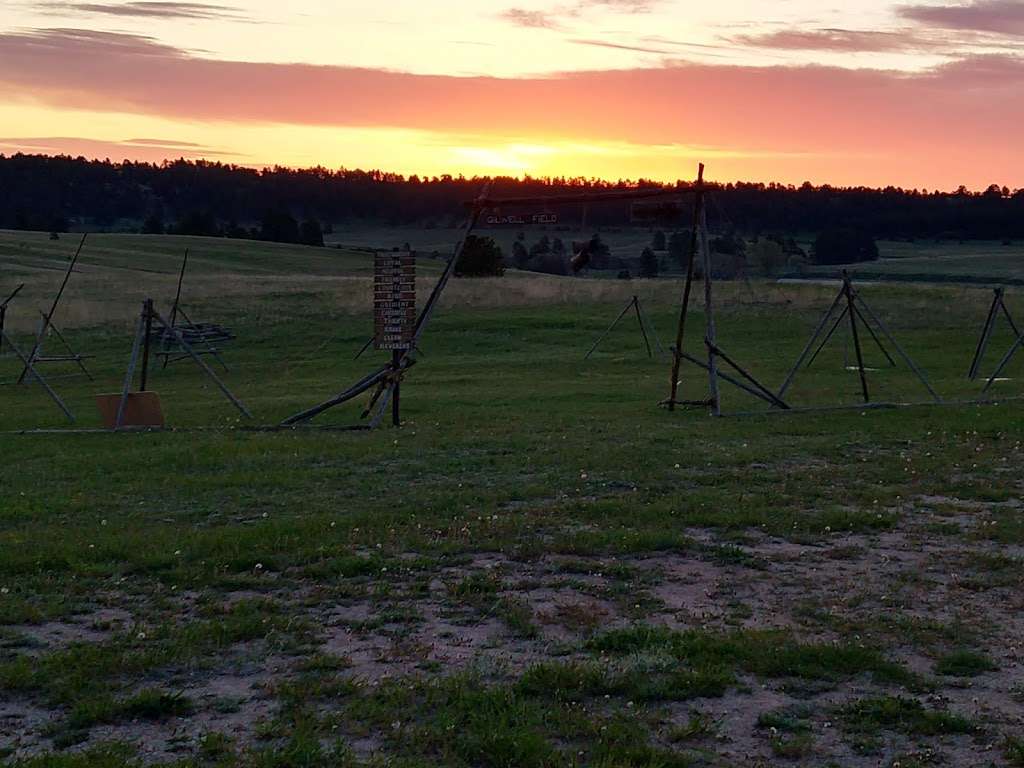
[374,253,416,351]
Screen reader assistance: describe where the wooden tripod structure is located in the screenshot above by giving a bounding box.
[664,164,789,414]
[967,287,1022,393]
[157,250,231,371]
[116,299,252,429]
[777,272,940,405]
[16,233,93,384]
[585,295,665,360]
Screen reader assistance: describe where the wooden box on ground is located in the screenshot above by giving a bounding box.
[95,392,165,429]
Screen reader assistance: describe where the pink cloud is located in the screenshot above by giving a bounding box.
[43,2,248,21]
[499,8,562,29]
[900,0,1024,35]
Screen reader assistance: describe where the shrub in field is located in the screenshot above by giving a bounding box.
[753,238,786,277]
[299,218,324,247]
[668,230,692,269]
[813,228,880,265]
[640,246,659,277]
[456,235,505,277]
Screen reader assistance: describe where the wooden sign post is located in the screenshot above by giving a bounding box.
[374,253,416,426]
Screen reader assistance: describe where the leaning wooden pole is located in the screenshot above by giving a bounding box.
[699,203,721,415]
[0,283,25,357]
[115,303,148,430]
[777,285,846,399]
[666,163,705,410]
[982,331,1024,394]
[968,288,1002,380]
[18,233,87,383]
[853,292,941,402]
[632,297,653,357]
[0,328,75,422]
[170,249,189,330]
[280,182,490,427]
[151,308,253,419]
[585,298,637,360]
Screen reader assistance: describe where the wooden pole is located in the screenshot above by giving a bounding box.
[700,203,721,415]
[851,302,896,367]
[18,234,87,384]
[853,292,941,402]
[706,342,789,409]
[391,349,401,427]
[843,275,870,403]
[150,308,253,419]
[36,310,93,381]
[998,290,1021,338]
[170,249,188,330]
[968,288,1001,380]
[0,328,75,422]
[585,298,636,360]
[116,303,147,430]
[635,298,666,356]
[140,299,154,392]
[666,163,704,410]
[807,304,851,369]
[777,285,846,399]
[280,182,488,427]
[982,330,1024,394]
[632,297,653,357]
[0,283,24,355]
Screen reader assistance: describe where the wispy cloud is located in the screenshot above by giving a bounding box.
[42,2,249,21]
[577,0,659,10]
[499,0,660,30]
[0,135,238,160]
[569,38,675,54]
[899,0,1024,35]
[734,27,937,53]
[498,8,562,29]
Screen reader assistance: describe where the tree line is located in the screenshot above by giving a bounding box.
[2,154,1023,244]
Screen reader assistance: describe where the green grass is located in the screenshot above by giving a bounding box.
[934,649,998,677]
[1,230,1022,766]
[841,696,975,736]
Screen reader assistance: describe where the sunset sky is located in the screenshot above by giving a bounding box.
[1,0,1022,188]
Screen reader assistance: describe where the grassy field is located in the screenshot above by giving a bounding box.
[1,230,1023,767]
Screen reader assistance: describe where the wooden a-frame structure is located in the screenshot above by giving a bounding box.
[584,295,665,360]
[968,287,1022,393]
[776,272,940,405]
[114,298,252,429]
[15,234,93,384]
